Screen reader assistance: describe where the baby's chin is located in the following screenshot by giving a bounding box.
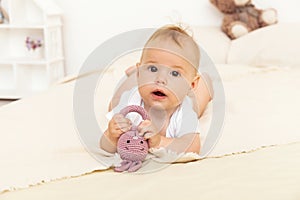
[148,103,166,110]
[146,101,180,113]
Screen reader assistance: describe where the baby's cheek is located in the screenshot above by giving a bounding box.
[168,78,191,100]
[137,72,156,86]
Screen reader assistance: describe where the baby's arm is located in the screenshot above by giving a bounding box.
[159,134,200,154]
[138,120,200,154]
[100,114,132,153]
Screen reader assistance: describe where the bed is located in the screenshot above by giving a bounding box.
[1,23,300,199]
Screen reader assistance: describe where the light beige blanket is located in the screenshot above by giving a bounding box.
[0,64,300,195]
[2,142,300,200]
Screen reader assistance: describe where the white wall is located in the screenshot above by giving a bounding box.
[54,0,300,75]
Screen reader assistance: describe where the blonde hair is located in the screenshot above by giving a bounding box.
[143,24,200,69]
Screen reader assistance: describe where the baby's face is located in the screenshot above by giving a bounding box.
[137,48,199,112]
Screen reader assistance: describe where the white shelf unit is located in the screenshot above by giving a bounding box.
[0,0,64,99]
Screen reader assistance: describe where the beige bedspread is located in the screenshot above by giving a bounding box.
[2,142,300,200]
[1,64,300,198]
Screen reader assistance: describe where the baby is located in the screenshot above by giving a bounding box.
[100,25,212,154]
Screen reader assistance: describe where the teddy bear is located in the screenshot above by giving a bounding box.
[210,0,278,39]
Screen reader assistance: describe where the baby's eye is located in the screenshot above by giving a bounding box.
[126,140,130,143]
[170,70,181,77]
[147,65,158,72]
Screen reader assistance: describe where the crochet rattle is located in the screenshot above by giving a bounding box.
[114,105,150,172]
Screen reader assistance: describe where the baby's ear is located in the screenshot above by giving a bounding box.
[135,62,141,77]
[125,65,138,77]
[191,75,200,89]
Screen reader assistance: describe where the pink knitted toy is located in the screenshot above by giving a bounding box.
[114,105,150,172]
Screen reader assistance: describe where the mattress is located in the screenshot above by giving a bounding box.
[0,63,300,199]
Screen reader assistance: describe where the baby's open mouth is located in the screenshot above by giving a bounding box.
[152,90,166,97]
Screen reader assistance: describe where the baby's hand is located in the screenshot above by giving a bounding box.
[138,120,161,148]
[107,114,132,140]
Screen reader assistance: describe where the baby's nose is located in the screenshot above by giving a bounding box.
[155,77,167,85]
[154,71,167,85]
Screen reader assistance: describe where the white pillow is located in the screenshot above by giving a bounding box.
[191,26,231,64]
[227,23,300,67]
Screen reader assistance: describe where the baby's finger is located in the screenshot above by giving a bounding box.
[113,114,132,125]
[138,126,153,138]
[112,114,124,120]
[110,129,124,137]
[111,124,132,136]
[115,120,131,127]
[115,123,132,131]
[137,125,148,135]
[143,131,156,139]
[115,117,132,125]
[114,117,131,128]
[137,120,151,132]
[120,126,132,132]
